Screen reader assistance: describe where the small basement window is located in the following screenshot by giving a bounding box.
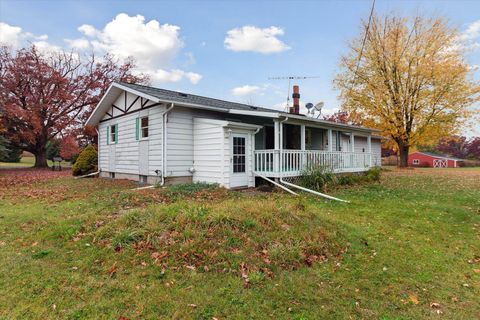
[140,116,149,138]
[139,175,148,184]
[109,172,115,179]
[413,159,419,165]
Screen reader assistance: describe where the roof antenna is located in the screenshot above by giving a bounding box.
[268,76,320,112]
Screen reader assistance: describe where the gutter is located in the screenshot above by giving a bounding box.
[161,103,175,186]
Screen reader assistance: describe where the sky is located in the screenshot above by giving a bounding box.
[1,0,479,136]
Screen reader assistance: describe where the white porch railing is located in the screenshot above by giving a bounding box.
[254,149,376,177]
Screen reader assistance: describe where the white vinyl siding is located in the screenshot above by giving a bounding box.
[97,92,165,176]
[193,118,224,185]
[166,107,220,177]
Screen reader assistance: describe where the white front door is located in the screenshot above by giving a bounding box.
[230,133,249,188]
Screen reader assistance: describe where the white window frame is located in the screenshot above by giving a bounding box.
[140,116,149,139]
[412,159,419,165]
[110,124,117,144]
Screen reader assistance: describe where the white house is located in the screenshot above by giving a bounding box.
[86,82,382,188]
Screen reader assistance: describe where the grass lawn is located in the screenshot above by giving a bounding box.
[0,168,479,319]
[0,156,71,168]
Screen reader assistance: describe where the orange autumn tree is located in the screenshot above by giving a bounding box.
[335,15,480,167]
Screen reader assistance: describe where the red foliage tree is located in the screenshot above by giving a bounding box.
[323,111,362,126]
[59,135,80,161]
[435,135,468,158]
[466,137,480,159]
[0,45,148,167]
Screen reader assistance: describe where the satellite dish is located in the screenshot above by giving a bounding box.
[305,103,314,110]
[314,102,324,111]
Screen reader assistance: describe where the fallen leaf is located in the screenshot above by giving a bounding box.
[109,263,117,277]
[188,304,197,308]
[430,302,441,309]
[408,295,419,305]
[473,269,480,273]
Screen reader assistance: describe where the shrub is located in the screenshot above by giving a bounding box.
[365,167,381,181]
[72,145,97,176]
[300,165,337,192]
[70,153,80,165]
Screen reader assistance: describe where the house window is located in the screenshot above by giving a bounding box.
[140,116,149,138]
[109,172,115,179]
[110,124,118,144]
[413,159,419,165]
[139,175,148,184]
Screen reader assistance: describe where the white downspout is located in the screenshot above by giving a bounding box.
[161,103,175,186]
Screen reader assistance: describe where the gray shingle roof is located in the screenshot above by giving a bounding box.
[119,82,276,113]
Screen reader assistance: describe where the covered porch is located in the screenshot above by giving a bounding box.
[253,119,376,177]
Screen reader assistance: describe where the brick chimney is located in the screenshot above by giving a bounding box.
[291,85,300,114]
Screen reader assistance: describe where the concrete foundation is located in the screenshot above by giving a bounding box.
[99,171,192,186]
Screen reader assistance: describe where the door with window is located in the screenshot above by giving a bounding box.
[230,133,249,188]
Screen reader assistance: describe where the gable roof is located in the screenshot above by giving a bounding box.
[120,82,275,113]
[85,82,380,134]
[410,151,463,161]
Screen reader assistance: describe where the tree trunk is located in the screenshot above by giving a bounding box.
[33,148,48,168]
[398,143,409,168]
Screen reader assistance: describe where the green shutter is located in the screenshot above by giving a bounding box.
[115,124,118,144]
[107,126,110,145]
[135,118,139,140]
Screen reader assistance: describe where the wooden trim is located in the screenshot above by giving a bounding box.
[141,98,150,108]
[112,104,124,114]
[99,103,162,123]
[126,96,140,113]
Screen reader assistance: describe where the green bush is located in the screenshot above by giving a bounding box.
[72,145,97,176]
[365,167,382,181]
[70,153,80,165]
[0,135,22,162]
[300,165,337,192]
[301,166,382,191]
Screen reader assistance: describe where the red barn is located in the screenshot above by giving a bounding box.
[408,152,462,168]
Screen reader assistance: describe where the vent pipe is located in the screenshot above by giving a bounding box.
[291,85,300,114]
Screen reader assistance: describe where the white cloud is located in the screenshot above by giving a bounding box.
[152,69,202,84]
[224,25,290,54]
[0,14,202,85]
[78,24,98,37]
[456,20,480,53]
[70,13,201,84]
[0,22,59,53]
[460,20,480,41]
[65,38,90,50]
[232,85,261,96]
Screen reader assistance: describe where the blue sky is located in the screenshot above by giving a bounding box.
[1,0,479,135]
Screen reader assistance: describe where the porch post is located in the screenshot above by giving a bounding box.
[367,134,372,167]
[300,125,306,150]
[328,129,333,152]
[300,125,306,170]
[351,132,355,152]
[274,120,280,175]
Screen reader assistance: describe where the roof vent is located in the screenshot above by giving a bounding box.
[178,92,188,98]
